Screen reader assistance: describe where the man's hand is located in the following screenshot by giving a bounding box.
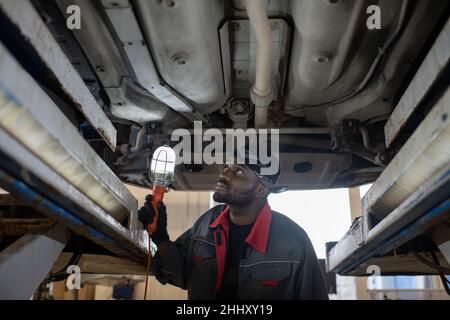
[138,194,169,245]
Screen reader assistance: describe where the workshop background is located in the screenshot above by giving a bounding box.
[9,184,446,300]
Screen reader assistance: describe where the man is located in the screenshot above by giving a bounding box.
[138,160,328,300]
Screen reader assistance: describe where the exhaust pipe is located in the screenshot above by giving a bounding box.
[245,0,273,128]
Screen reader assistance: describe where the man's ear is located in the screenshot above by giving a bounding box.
[263,185,270,198]
[255,183,269,199]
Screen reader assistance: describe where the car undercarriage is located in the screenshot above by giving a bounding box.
[23,0,448,191]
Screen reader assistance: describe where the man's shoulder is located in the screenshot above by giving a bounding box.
[270,210,310,241]
[268,211,317,259]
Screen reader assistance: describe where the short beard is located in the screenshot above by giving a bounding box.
[213,188,255,207]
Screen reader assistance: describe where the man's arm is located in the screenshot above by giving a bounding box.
[151,229,191,289]
[138,195,190,290]
[297,232,329,300]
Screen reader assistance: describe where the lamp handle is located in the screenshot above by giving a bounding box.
[147,185,167,235]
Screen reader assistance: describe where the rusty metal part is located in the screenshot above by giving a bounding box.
[0,218,56,237]
[0,41,137,223]
[0,0,117,150]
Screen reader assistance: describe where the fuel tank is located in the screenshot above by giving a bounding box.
[135,0,228,115]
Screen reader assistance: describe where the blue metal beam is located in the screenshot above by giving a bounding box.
[338,198,450,274]
[0,169,147,264]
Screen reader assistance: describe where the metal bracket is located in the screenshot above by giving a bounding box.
[0,223,70,299]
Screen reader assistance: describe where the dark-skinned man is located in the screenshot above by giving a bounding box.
[138,158,328,300]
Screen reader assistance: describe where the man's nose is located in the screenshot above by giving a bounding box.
[218,174,231,184]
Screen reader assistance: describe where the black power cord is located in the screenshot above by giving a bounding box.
[412,252,450,274]
[47,252,82,282]
[429,250,450,296]
[413,251,450,295]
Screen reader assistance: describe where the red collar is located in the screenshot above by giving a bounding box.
[209,201,272,254]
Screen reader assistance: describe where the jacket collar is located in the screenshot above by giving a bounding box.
[209,201,272,254]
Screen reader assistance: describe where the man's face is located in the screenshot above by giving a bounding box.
[213,164,261,206]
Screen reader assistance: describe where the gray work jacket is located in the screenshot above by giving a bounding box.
[152,202,329,300]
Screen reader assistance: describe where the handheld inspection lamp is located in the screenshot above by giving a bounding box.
[147,145,176,235]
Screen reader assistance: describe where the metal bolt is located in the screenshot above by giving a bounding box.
[271,22,280,31]
[172,54,189,65]
[313,52,332,64]
[40,13,52,24]
[161,0,176,8]
[231,22,241,31]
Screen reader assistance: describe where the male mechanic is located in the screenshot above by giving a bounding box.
[138,159,328,300]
